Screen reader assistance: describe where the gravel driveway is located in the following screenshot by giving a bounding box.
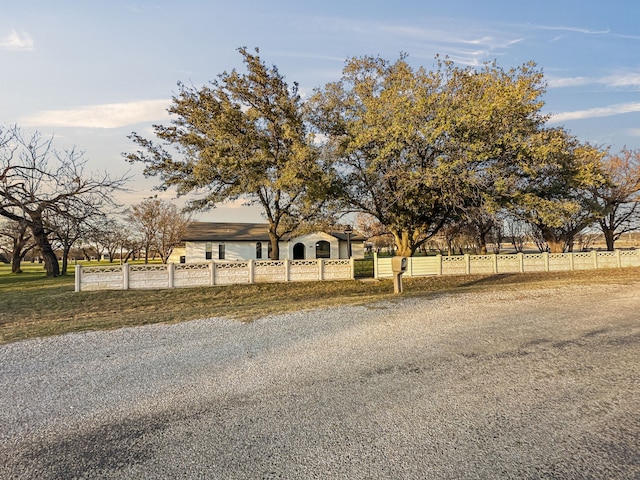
[1,283,639,479]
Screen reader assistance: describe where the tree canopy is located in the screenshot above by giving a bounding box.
[0,126,126,276]
[591,148,640,250]
[306,55,564,255]
[126,47,336,259]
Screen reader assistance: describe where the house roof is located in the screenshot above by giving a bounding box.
[182,222,270,242]
[182,222,366,242]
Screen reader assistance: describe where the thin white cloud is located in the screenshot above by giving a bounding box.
[0,28,34,51]
[546,76,591,88]
[549,102,640,123]
[535,25,610,35]
[21,99,171,129]
[548,72,640,89]
[600,73,640,87]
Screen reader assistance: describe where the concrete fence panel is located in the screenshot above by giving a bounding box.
[75,258,355,292]
[373,250,640,279]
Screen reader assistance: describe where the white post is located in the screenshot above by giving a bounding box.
[373,252,379,279]
[284,259,290,282]
[616,249,622,268]
[350,257,355,279]
[248,259,254,284]
[75,264,82,292]
[592,250,598,270]
[168,263,175,288]
[436,254,443,276]
[518,252,524,273]
[543,252,550,272]
[492,254,498,274]
[210,260,215,286]
[464,254,471,275]
[123,263,130,290]
[569,252,575,271]
[319,259,324,281]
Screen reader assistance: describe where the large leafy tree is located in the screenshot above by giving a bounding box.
[0,126,126,276]
[307,55,451,256]
[126,47,335,260]
[307,55,550,256]
[508,130,607,252]
[592,148,640,250]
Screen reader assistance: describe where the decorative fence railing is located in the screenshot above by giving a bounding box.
[373,250,640,279]
[74,258,355,292]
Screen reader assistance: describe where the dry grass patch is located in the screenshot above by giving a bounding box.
[1,263,639,344]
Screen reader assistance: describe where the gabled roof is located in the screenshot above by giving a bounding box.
[182,222,270,242]
[182,222,366,242]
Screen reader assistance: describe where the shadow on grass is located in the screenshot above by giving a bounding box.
[458,274,517,288]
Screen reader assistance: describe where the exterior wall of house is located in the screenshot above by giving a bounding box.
[184,234,364,262]
[340,241,364,259]
[287,232,340,260]
[185,240,275,262]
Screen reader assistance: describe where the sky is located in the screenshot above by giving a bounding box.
[2,0,640,223]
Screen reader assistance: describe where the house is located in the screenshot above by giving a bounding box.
[181,222,365,262]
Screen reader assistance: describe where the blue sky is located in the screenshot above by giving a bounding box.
[2,1,640,222]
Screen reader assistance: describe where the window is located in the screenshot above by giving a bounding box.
[205,242,212,260]
[218,243,225,260]
[315,240,331,259]
[256,242,262,259]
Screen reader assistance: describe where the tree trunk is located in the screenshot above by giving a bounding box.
[32,224,60,276]
[11,253,22,274]
[546,239,565,253]
[60,246,71,275]
[392,229,414,257]
[268,232,280,260]
[603,228,615,251]
[478,233,488,255]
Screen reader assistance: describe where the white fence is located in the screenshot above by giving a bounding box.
[374,250,640,278]
[74,258,355,292]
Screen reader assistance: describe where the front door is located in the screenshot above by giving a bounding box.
[293,242,305,259]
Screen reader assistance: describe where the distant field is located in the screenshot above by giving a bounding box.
[1,262,639,344]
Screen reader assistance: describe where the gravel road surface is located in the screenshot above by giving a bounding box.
[1,283,639,479]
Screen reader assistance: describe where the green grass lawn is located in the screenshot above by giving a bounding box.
[2,261,639,345]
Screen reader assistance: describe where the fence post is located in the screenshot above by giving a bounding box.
[319,259,324,280]
[248,259,254,284]
[210,260,215,286]
[373,252,379,279]
[492,254,498,274]
[75,264,82,292]
[592,250,598,270]
[464,254,471,275]
[436,254,442,276]
[569,252,575,271]
[285,259,290,282]
[123,263,130,290]
[168,263,175,288]
[518,252,524,273]
[616,250,622,268]
[350,257,355,279]
[543,252,550,272]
